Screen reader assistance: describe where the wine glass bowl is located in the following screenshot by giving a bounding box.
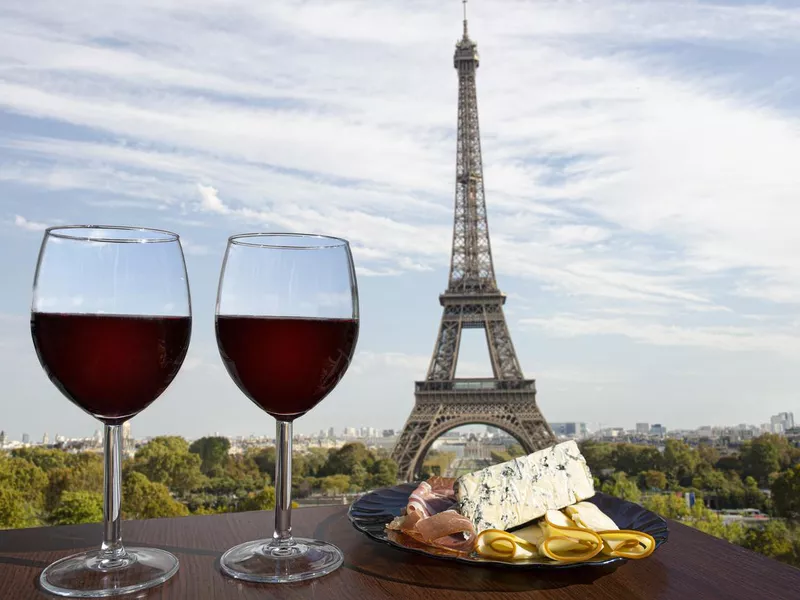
[215,233,359,583]
[31,226,191,597]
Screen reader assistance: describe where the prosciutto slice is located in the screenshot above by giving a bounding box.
[408,477,457,517]
[387,477,476,553]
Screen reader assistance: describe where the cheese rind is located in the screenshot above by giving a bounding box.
[454,440,595,533]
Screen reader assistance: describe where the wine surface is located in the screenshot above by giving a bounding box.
[216,316,358,420]
[31,312,191,424]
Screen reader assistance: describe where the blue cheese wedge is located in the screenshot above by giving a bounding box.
[454,440,595,533]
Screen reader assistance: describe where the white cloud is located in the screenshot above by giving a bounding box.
[13,215,48,231]
[196,184,229,215]
[2,1,798,312]
[181,238,211,256]
[522,314,800,358]
[3,0,800,433]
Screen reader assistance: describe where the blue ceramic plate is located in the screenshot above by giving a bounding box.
[348,483,668,569]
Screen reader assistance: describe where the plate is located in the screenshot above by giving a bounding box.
[348,483,668,569]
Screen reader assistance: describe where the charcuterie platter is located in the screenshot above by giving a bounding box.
[349,441,668,569]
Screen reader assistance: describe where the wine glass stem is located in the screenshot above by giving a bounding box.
[101,423,126,564]
[273,420,293,545]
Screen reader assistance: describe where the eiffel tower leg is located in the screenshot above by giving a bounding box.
[392,403,438,482]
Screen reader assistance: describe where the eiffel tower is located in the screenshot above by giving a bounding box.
[392,3,555,481]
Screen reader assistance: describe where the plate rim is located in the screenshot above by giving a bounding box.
[348,482,669,570]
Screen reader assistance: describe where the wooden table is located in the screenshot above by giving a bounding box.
[1,506,798,599]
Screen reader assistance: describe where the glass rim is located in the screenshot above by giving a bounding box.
[45,225,180,244]
[228,233,350,250]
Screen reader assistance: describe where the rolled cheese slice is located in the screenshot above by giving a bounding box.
[455,440,595,532]
[474,510,603,563]
[565,502,655,559]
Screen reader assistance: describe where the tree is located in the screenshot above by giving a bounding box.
[716,455,742,472]
[507,444,525,458]
[222,454,268,488]
[601,472,641,502]
[349,463,369,490]
[643,493,691,520]
[0,487,39,529]
[130,436,205,495]
[11,448,68,471]
[189,437,231,476]
[771,465,800,520]
[321,443,375,477]
[294,476,319,499]
[739,520,793,559]
[321,475,350,496]
[697,444,720,470]
[740,436,781,486]
[303,448,329,476]
[0,455,48,510]
[663,440,698,484]
[122,472,189,519]
[239,487,276,512]
[369,459,398,489]
[490,450,512,464]
[250,447,277,477]
[579,441,615,473]
[50,491,103,526]
[640,470,667,490]
[45,453,104,512]
[422,451,455,479]
[612,444,661,476]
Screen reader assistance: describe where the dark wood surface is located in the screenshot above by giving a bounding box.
[1,506,798,599]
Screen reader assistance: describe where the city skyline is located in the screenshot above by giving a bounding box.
[1,410,795,449]
[2,1,800,439]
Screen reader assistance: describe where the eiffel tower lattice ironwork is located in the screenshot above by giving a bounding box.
[392,5,555,481]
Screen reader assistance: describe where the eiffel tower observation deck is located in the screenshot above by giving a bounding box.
[392,3,555,481]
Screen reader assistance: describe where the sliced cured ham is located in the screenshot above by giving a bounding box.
[407,477,457,518]
[387,477,475,553]
[412,509,475,552]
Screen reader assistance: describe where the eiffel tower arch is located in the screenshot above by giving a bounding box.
[392,5,555,481]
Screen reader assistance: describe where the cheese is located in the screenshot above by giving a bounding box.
[454,440,595,533]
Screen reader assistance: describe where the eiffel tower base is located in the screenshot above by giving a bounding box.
[392,382,555,481]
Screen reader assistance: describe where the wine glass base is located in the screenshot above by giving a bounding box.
[39,547,179,598]
[220,538,344,583]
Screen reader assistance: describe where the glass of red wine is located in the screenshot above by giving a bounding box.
[215,233,359,583]
[30,226,192,597]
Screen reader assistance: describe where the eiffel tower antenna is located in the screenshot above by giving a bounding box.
[392,5,555,481]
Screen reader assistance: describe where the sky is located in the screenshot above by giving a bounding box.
[1,0,800,442]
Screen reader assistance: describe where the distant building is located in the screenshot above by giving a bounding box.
[42,432,49,445]
[121,422,133,451]
[650,424,667,437]
[771,412,795,434]
[636,423,650,435]
[0,431,5,445]
[382,429,395,438]
[550,422,587,438]
[328,427,335,438]
[22,433,29,445]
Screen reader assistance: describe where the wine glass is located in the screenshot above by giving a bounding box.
[31,226,192,597]
[215,233,359,583]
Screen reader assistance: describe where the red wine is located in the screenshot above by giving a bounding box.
[31,313,191,424]
[216,316,358,420]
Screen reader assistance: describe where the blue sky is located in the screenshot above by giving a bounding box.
[1,0,799,440]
